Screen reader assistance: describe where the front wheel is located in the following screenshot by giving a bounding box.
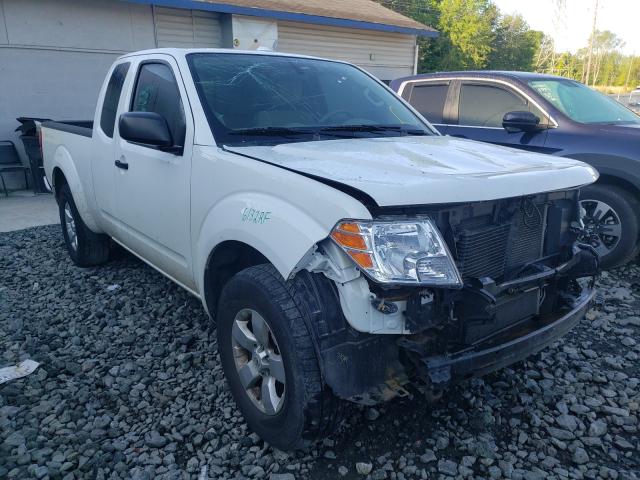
[579,184,639,269]
[217,265,342,449]
[58,184,110,267]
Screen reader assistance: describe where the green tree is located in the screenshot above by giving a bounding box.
[488,14,541,71]
[436,0,498,69]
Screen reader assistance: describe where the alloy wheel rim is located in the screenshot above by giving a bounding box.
[231,308,286,415]
[64,203,78,251]
[579,199,622,257]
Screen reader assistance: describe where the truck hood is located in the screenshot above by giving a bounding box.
[226,135,598,207]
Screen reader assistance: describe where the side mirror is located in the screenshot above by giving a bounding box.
[119,112,179,152]
[502,111,543,133]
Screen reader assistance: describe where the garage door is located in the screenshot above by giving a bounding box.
[154,7,222,48]
[277,21,416,81]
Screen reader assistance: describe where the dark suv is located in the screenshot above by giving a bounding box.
[391,71,640,268]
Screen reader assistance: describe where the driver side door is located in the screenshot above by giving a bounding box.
[113,57,195,290]
[446,80,551,153]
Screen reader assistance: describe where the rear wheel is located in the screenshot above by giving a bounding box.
[217,264,342,449]
[58,184,110,266]
[579,184,639,269]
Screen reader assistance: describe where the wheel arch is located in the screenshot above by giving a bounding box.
[47,146,102,232]
[202,240,271,321]
[52,166,68,199]
[592,173,640,209]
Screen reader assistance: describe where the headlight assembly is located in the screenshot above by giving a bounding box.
[330,219,462,287]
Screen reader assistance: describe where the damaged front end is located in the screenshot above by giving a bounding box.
[396,189,598,391]
[306,189,598,405]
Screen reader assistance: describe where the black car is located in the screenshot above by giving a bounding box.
[391,71,640,268]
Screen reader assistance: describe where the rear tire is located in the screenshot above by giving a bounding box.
[217,264,342,449]
[579,184,639,269]
[58,184,110,267]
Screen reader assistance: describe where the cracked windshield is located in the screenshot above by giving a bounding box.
[188,53,431,146]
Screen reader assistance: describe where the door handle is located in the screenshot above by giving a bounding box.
[115,159,129,170]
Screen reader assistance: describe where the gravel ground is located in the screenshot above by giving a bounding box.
[1,225,639,480]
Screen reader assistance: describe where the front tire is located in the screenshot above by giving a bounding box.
[579,184,639,269]
[58,184,110,267]
[217,265,341,449]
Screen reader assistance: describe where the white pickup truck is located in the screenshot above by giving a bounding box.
[42,48,599,449]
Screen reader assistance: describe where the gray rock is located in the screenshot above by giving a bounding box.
[489,466,502,479]
[556,414,578,431]
[366,408,380,421]
[573,448,589,465]
[3,432,25,447]
[4,225,639,480]
[420,450,436,463]
[356,462,373,475]
[547,427,575,440]
[588,420,607,437]
[269,475,295,480]
[613,437,634,450]
[437,459,458,476]
[145,431,168,448]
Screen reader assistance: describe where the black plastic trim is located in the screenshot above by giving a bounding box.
[41,121,93,138]
[420,287,595,386]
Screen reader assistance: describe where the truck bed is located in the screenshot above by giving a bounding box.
[41,120,93,138]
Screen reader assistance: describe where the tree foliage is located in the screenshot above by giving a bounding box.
[377,0,639,89]
[489,14,541,71]
[436,0,497,69]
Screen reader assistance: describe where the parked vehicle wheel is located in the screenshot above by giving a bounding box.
[58,184,110,266]
[217,264,341,449]
[579,184,639,268]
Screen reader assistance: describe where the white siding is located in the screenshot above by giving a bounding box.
[154,7,223,48]
[277,21,416,81]
[0,0,155,52]
[0,0,156,183]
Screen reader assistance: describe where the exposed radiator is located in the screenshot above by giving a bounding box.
[456,223,510,279]
[454,200,548,280]
[506,201,547,268]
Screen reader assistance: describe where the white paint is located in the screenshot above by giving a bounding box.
[229,135,598,206]
[42,48,598,334]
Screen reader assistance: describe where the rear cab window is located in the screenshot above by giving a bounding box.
[100,62,130,138]
[458,82,547,127]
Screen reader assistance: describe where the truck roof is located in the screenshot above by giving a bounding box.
[118,47,327,62]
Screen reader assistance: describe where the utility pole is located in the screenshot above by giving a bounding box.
[584,0,599,86]
[623,54,635,102]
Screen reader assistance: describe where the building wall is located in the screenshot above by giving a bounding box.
[0,0,157,184]
[277,21,417,82]
[0,0,418,189]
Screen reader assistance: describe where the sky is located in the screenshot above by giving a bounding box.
[492,0,639,55]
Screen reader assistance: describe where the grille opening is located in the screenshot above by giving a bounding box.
[453,200,548,281]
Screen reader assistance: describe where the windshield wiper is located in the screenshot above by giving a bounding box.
[228,127,315,136]
[228,126,358,140]
[318,124,429,135]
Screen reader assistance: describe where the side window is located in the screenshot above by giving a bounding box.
[458,83,528,127]
[131,63,186,147]
[100,62,130,138]
[408,83,449,124]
